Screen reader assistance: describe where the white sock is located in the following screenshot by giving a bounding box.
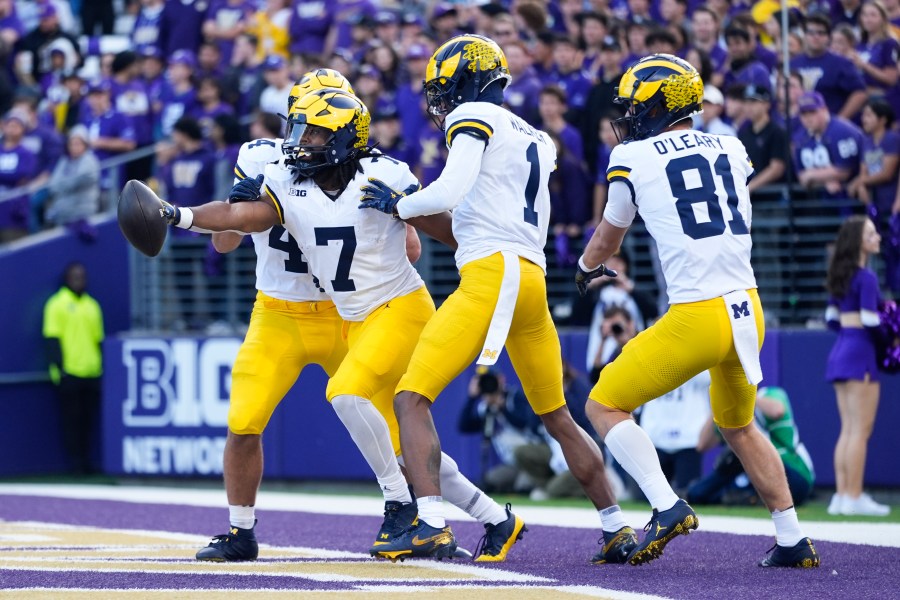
[604,420,680,512]
[599,505,628,533]
[437,451,507,526]
[417,496,446,529]
[331,395,411,504]
[228,505,255,530]
[772,506,804,547]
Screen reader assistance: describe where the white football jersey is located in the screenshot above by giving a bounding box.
[233,138,328,302]
[443,102,557,271]
[603,130,757,304]
[263,155,424,321]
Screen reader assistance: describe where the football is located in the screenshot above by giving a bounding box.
[118,179,167,257]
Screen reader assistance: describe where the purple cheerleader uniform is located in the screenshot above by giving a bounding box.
[826,268,882,382]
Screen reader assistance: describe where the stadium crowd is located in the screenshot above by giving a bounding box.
[0,0,898,290]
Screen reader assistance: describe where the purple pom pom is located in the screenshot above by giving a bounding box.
[877,300,900,373]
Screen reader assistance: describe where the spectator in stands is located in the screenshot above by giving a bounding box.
[372,9,400,49]
[43,262,104,475]
[684,46,715,85]
[639,371,712,498]
[156,50,197,139]
[539,85,584,163]
[592,115,621,225]
[848,98,900,295]
[722,25,772,92]
[193,76,234,140]
[287,0,333,56]
[221,33,263,116]
[694,84,736,136]
[775,69,804,131]
[581,39,625,173]
[645,27,680,56]
[203,0,252,65]
[210,114,244,202]
[13,93,64,178]
[430,3,460,42]
[502,40,542,126]
[366,42,400,93]
[354,64,388,117]
[109,50,154,182]
[551,33,592,115]
[794,91,864,199]
[517,359,598,501]
[691,6,728,81]
[458,367,541,494]
[589,305,637,383]
[138,47,165,118]
[529,30,557,83]
[370,106,414,167]
[623,19,651,69]
[688,386,815,507]
[724,83,749,133]
[158,0,208,57]
[660,0,690,35]
[14,3,80,88]
[258,54,292,119]
[45,69,85,133]
[159,116,216,210]
[577,11,610,81]
[738,84,788,196]
[132,0,164,56]
[853,1,900,111]
[81,80,136,195]
[80,0,113,35]
[548,129,592,267]
[42,125,100,229]
[195,41,226,82]
[830,22,859,57]
[791,13,868,120]
[0,109,38,240]
[826,216,892,516]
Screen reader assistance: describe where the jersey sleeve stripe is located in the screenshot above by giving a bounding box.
[264,185,285,224]
[234,164,248,180]
[446,119,494,146]
[605,165,631,181]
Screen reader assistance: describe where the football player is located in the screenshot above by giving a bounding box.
[157,85,520,562]
[357,35,635,564]
[575,54,819,568]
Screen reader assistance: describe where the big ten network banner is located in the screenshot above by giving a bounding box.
[103,337,240,476]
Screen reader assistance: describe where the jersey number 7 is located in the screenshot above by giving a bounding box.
[666,153,750,240]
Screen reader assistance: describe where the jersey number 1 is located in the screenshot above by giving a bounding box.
[523,142,540,226]
[666,154,749,240]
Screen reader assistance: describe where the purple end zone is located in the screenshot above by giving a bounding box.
[1,494,896,599]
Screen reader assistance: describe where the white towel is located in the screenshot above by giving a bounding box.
[723,290,763,385]
[477,251,520,366]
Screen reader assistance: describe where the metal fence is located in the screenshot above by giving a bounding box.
[128,188,864,332]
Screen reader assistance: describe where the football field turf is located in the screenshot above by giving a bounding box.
[0,484,896,599]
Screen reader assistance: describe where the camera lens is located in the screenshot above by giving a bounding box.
[478,372,500,395]
[611,323,624,336]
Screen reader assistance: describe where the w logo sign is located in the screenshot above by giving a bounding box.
[731,301,750,319]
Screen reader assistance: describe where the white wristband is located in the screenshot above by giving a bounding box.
[175,207,193,230]
[578,255,599,272]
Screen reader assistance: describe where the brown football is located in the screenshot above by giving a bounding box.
[118,179,167,257]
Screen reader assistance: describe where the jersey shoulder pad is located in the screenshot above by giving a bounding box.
[445,103,497,147]
[361,154,419,191]
[606,143,638,185]
[235,138,283,180]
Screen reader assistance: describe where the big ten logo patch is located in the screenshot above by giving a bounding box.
[122,338,241,427]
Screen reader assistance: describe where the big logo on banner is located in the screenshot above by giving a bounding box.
[118,338,241,476]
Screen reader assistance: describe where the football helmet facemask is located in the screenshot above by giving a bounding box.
[282,89,370,178]
[287,68,355,115]
[423,34,511,128]
[612,53,703,143]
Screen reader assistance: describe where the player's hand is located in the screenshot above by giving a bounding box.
[159,199,182,226]
[358,179,420,217]
[575,256,617,297]
[230,174,264,202]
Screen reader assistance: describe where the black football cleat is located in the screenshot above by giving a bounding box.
[628,499,698,566]
[195,520,259,561]
[369,500,418,556]
[372,521,457,563]
[591,526,638,564]
[474,503,527,562]
[758,538,820,568]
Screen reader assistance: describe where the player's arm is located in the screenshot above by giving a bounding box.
[166,199,280,233]
[211,231,245,253]
[406,212,458,250]
[404,224,421,264]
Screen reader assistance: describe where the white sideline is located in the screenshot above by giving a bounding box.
[0,484,897,548]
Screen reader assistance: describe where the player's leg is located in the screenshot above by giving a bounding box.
[586,300,725,565]
[505,257,632,563]
[382,256,508,560]
[197,297,336,561]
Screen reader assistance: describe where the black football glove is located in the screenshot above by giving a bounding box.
[159,199,182,226]
[574,256,618,297]
[230,174,264,202]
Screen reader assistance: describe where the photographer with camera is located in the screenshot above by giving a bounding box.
[589,305,636,383]
[458,367,542,493]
